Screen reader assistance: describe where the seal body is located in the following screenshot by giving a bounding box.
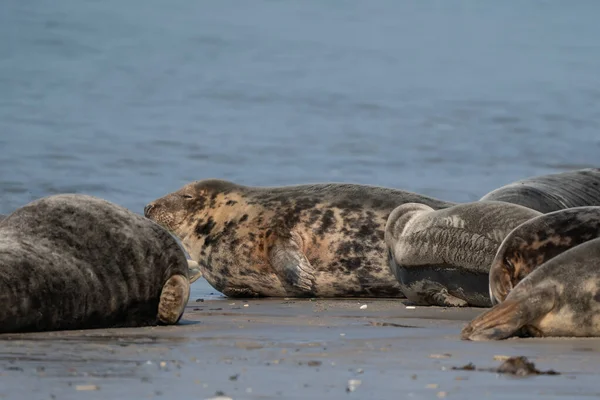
[0,194,191,334]
[384,201,541,307]
[144,179,455,298]
[489,206,600,305]
[462,238,600,340]
[480,168,600,213]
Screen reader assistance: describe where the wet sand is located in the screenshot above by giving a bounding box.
[2,298,600,400]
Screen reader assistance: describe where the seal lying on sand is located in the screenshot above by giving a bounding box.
[0,194,191,334]
[462,238,600,340]
[489,206,600,305]
[384,201,541,307]
[144,179,455,298]
[480,168,600,213]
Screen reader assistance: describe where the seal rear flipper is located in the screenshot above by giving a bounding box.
[158,274,190,325]
[461,286,555,341]
[187,259,203,283]
[269,234,316,296]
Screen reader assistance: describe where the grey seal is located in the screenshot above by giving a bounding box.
[480,168,600,213]
[144,179,455,298]
[384,201,541,307]
[489,206,600,305]
[462,237,600,340]
[0,194,191,333]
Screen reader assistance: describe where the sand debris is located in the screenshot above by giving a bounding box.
[346,379,362,392]
[451,356,559,376]
[429,353,452,359]
[75,385,99,391]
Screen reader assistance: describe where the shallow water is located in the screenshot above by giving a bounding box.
[1,0,600,298]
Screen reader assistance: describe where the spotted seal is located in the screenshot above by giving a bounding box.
[480,168,600,213]
[489,206,600,305]
[144,179,455,298]
[0,194,192,333]
[384,201,541,307]
[462,237,600,340]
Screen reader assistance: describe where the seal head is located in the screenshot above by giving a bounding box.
[489,206,600,305]
[463,237,600,340]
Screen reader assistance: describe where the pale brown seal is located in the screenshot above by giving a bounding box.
[480,168,600,213]
[384,201,541,307]
[0,194,192,333]
[144,179,455,298]
[462,238,600,340]
[489,206,600,305]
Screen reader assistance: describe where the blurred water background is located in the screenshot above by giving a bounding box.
[1,0,599,298]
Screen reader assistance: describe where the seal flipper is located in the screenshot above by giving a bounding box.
[187,259,203,283]
[158,274,190,325]
[414,282,468,307]
[269,233,316,296]
[461,286,556,341]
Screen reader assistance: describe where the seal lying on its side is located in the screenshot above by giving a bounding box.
[0,194,191,334]
[480,168,600,213]
[144,179,455,298]
[385,201,541,307]
[489,206,600,305]
[462,238,600,340]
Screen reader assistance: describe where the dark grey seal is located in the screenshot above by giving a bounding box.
[144,179,455,298]
[0,194,191,334]
[480,168,600,213]
[385,201,541,307]
[463,237,600,340]
[489,206,600,305]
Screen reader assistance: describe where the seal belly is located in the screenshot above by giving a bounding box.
[393,262,491,307]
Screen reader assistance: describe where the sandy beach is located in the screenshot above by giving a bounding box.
[2,296,600,400]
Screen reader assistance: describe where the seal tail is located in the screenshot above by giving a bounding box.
[461,286,555,341]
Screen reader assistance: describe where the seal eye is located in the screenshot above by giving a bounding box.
[181,194,193,200]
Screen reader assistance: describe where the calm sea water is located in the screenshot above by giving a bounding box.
[1,0,599,298]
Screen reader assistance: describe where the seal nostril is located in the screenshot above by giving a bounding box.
[144,204,154,217]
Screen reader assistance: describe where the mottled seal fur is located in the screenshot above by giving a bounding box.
[489,206,600,305]
[0,194,191,333]
[462,238,600,340]
[480,168,600,213]
[384,201,541,307]
[144,179,455,298]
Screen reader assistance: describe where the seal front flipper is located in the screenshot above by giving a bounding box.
[461,285,556,341]
[187,259,203,283]
[269,232,316,296]
[411,282,468,307]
